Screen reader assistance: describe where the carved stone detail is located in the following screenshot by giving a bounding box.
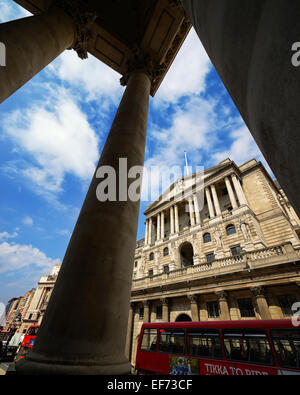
[160,298,169,306]
[250,286,266,298]
[215,290,228,301]
[187,294,198,304]
[53,0,97,59]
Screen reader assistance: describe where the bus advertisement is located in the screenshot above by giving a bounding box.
[135,320,300,375]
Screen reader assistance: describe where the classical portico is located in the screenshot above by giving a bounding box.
[144,165,250,246]
[1,0,191,375]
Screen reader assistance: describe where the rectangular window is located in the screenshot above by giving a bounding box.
[231,245,242,256]
[223,329,273,365]
[139,308,144,320]
[163,265,170,274]
[207,301,219,318]
[149,269,154,278]
[206,253,215,263]
[159,329,185,355]
[140,329,157,352]
[156,306,162,320]
[271,329,300,370]
[188,329,222,359]
[238,298,256,318]
[277,295,298,317]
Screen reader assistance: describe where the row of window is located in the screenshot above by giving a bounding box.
[203,224,237,244]
[141,328,300,369]
[138,295,298,320]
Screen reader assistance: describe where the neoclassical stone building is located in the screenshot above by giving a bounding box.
[127,158,300,366]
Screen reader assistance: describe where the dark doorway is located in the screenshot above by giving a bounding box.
[179,242,194,268]
[175,314,192,322]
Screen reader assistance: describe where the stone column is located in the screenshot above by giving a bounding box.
[188,294,199,321]
[232,174,248,206]
[161,298,169,322]
[216,291,231,321]
[251,286,272,320]
[143,301,150,324]
[145,219,149,246]
[205,187,215,219]
[156,213,161,241]
[188,198,196,226]
[174,204,180,233]
[16,69,151,375]
[225,176,238,209]
[148,217,153,246]
[160,211,165,240]
[211,185,221,216]
[193,194,201,225]
[170,206,175,234]
[125,303,135,361]
[0,4,96,103]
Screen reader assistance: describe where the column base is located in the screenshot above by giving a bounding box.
[15,357,131,376]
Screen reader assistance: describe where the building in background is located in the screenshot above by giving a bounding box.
[127,158,300,366]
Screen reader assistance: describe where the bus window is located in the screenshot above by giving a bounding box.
[271,329,300,370]
[187,329,222,359]
[223,330,273,365]
[140,329,157,352]
[159,329,185,355]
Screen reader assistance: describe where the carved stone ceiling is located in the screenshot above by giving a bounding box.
[13,0,191,96]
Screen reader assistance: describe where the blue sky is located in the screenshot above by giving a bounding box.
[0,0,269,303]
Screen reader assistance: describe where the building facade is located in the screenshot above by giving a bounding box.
[17,264,61,335]
[127,158,300,366]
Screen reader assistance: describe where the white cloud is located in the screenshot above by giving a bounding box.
[0,231,18,241]
[22,216,33,226]
[211,126,270,171]
[0,241,60,275]
[155,29,212,103]
[2,87,100,198]
[50,50,123,104]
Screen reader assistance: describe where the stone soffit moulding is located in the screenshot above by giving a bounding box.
[13,0,192,96]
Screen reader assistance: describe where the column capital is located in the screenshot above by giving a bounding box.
[215,290,228,301]
[187,294,198,304]
[160,298,169,306]
[53,0,97,59]
[250,286,266,298]
[120,48,164,91]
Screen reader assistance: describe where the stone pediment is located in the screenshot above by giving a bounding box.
[145,159,234,214]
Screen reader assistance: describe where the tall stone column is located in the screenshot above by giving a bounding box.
[149,217,153,246]
[145,219,149,246]
[225,177,238,209]
[161,298,169,322]
[193,194,201,225]
[143,301,151,324]
[16,68,152,375]
[216,291,231,321]
[160,212,165,240]
[0,3,96,103]
[211,185,221,216]
[188,294,199,321]
[174,204,180,233]
[188,198,196,226]
[232,174,248,206]
[170,206,175,234]
[156,213,161,241]
[205,187,215,219]
[251,286,271,320]
[125,303,135,361]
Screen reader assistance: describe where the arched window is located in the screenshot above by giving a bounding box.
[203,233,211,243]
[149,252,154,261]
[226,224,236,236]
[163,247,169,256]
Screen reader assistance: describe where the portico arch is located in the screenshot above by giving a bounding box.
[175,314,192,322]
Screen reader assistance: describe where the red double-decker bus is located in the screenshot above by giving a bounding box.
[15,325,40,362]
[135,320,300,375]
